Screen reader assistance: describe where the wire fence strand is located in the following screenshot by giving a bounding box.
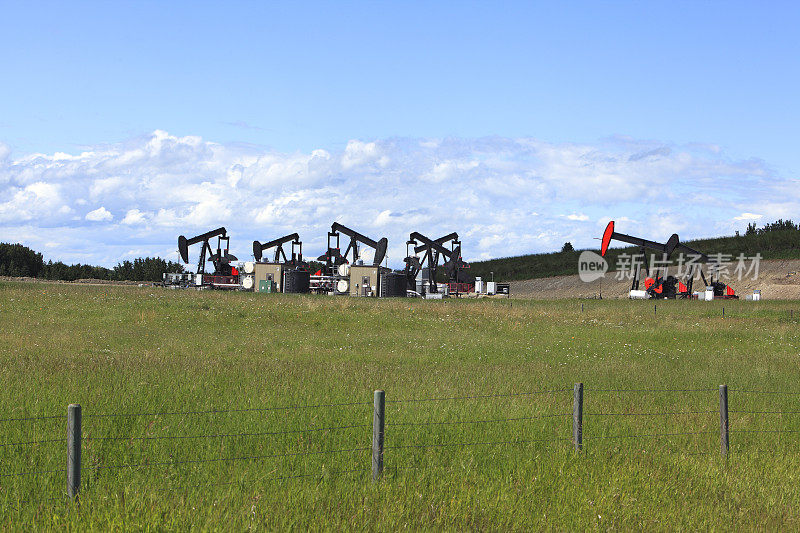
[86,400,371,419]
[386,389,571,403]
[91,446,369,471]
[584,430,715,441]
[385,435,569,450]
[584,388,717,393]
[83,423,370,443]
[730,410,800,415]
[731,390,800,395]
[386,413,571,427]
[0,468,66,479]
[585,410,717,417]
[0,437,65,448]
[0,414,66,424]
[729,429,800,434]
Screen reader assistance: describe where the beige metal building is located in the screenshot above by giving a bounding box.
[253,263,283,292]
[348,265,390,297]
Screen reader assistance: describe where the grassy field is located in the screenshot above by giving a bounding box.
[2,281,800,530]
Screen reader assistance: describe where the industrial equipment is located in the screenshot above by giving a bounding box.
[406,232,471,296]
[162,272,194,288]
[672,240,738,299]
[177,227,239,289]
[316,223,389,297]
[600,221,737,299]
[251,233,309,294]
[600,221,682,298]
[318,223,388,269]
[253,233,303,264]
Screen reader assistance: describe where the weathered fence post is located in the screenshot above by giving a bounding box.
[573,383,583,451]
[67,404,82,499]
[719,385,729,457]
[372,390,385,481]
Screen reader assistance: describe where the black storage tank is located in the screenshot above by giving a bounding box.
[284,269,311,293]
[381,271,407,297]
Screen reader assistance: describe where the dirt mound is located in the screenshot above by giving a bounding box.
[509,258,800,300]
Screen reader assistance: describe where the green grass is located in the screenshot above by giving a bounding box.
[2,282,800,530]
[470,228,800,281]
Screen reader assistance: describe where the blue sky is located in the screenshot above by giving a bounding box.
[1,2,799,266]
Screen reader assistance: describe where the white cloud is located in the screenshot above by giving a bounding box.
[121,209,148,225]
[0,130,789,266]
[734,212,763,221]
[565,213,589,221]
[0,181,65,223]
[341,140,388,169]
[374,210,393,226]
[85,206,113,222]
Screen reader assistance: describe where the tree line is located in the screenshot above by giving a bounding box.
[745,219,798,236]
[470,219,800,282]
[0,243,183,282]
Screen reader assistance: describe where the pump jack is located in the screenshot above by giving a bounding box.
[178,227,238,276]
[317,223,388,272]
[600,221,736,299]
[253,233,304,265]
[406,232,467,294]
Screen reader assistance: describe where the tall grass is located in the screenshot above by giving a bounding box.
[1,282,800,529]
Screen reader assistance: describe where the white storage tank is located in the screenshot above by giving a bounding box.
[487,282,497,295]
[244,261,255,274]
[475,277,483,294]
[705,286,715,301]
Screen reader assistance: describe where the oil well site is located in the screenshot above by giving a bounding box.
[165,223,509,298]
[4,2,800,530]
[158,218,776,303]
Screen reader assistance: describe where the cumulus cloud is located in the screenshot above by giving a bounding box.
[85,207,113,222]
[0,130,790,266]
[121,209,148,225]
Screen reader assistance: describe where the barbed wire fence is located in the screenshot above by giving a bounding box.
[3,384,799,507]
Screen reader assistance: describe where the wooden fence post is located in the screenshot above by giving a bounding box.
[67,404,81,499]
[372,390,385,481]
[719,385,729,456]
[573,383,583,451]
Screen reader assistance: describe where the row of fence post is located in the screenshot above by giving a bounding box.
[565,383,730,456]
[61,385,731,497]
[369,383,731,481]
